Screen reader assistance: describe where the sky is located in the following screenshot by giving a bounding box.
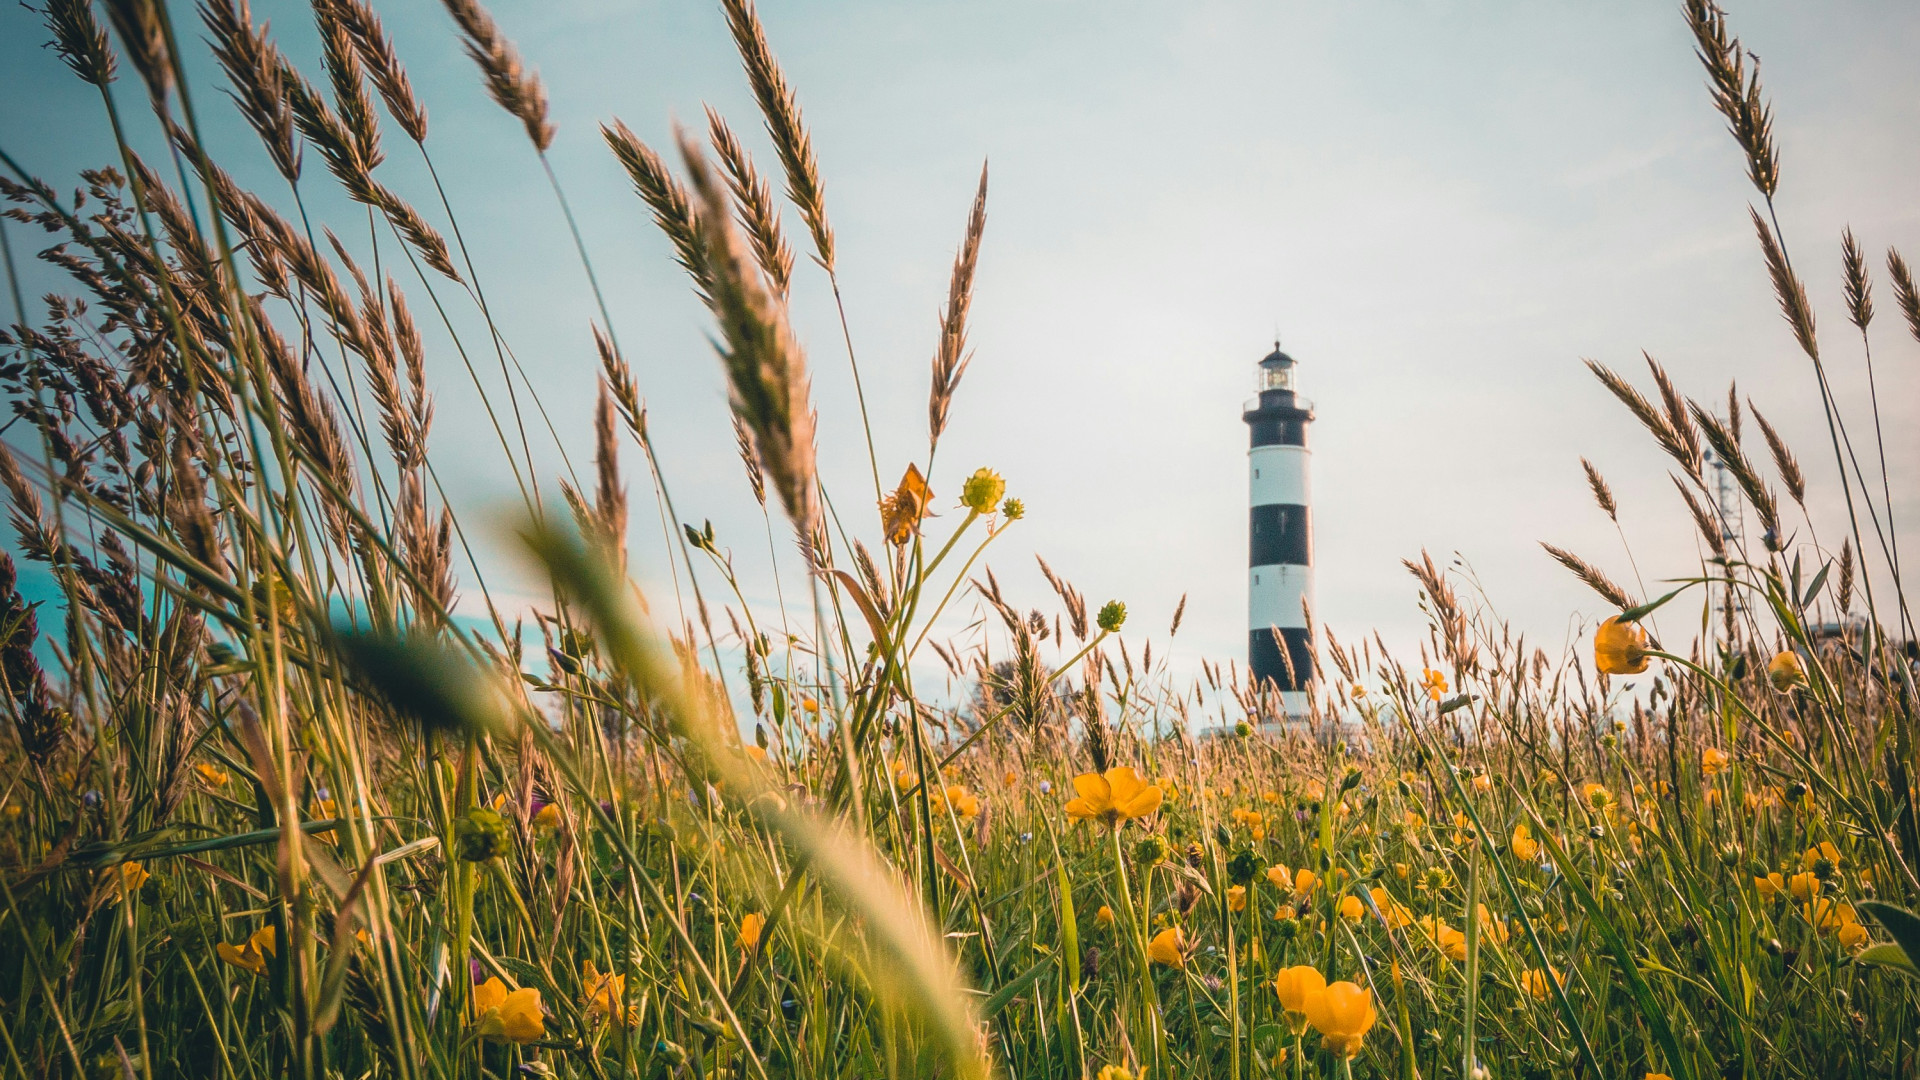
[2,1,1917,703]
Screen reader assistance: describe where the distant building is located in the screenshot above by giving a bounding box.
[1244,342,1315,715]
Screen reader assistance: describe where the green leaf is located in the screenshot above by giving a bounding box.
[1617,584,1689,624]
[1859,902,1920,976]
[1800,560,1831,608]
[1856,944,1918,976]
[981,958,1049,1018]
[330,628,518,738]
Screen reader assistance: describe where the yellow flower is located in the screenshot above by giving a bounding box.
[1594,616,1650,675]
[1519,967,1561,1001]
[1755,872,1785,901]
[1273,965,1327,1035]
[802,697,820,713]
[1291,869,1319,895]
[1274,904,1297,922]
[1700,748,1730,778]
[1801,842,1840,871]
[216,925,277,976]
[471,976,544,1042]
[1421,668,1448,701]
[1156,776,1179,802]
[1337,894,1363,922]
[1095,1066,1143,1080]
[1471,773,1493,794]
[315,797,340,845]
[1788,872,1821,902]
[1476,904,1510,944]
[1581,783,1612,811]
[532,803,562,831]
[744,744,769,763]
[582,960,638,1027]
[1064,767,1164,827]
[1095,905,1115,928]
[1266,865,1293,890]
[1767,650,1807,691]
[1369,887,1413,929]
[936,784,982,819]
[879,464,934,546]
[1418,916,1467,961]
[1647,1074,1675,1080]
[195,762,229,787]
[738,912,767,952]
[1304,980,1377,1058]
[1393,862,1410,880]
[110,861,150,902]
[1146,927,1187,967]
[1807,897,1857,934]
[1510,823,1540,861]
[1836,919,1870,951]
[1227,886,1248,913]
[1003,770,1019,786]
[1262,789,1280,804]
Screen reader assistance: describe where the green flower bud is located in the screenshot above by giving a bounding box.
[1001,498,1025,521]
[1234,721,1252,739]
[1227,849,1260,885]
[961,468,1006,514]
[1097,601,1127,634]
[456,806,511,862]
[1133,835,1171,866]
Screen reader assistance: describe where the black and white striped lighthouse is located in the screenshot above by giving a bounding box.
[1243,342,1314,712]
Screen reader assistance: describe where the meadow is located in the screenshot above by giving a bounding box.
[0,0,1916,1078]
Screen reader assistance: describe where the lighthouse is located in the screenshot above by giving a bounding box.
[1244,342,1314,714]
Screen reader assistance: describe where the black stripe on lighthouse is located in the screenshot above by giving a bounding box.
[1248,416,1309,448]
[1249,626,1314,689]
[1249,503,1311,567]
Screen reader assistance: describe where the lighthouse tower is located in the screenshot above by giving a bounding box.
[1243,342,1315,714]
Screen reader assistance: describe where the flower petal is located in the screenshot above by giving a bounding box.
[1072,772,1113,806]
[1116,784,1164,820]
[472,976,508,1015]
[500,987,545,1042]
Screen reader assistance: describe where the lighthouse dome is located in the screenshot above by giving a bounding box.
[1257,343,1296,392]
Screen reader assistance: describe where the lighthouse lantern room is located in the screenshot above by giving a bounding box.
[1243,342,1315,715]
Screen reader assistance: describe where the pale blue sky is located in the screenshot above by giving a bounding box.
[3,1,1916,697]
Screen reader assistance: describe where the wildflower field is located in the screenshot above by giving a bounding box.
[0,1,1916,1078]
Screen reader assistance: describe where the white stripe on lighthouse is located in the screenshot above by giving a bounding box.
[1249,565,1312,630]
[1249,445,1310,507]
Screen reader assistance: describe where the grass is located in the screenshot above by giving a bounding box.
[0,0,1915,1077]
